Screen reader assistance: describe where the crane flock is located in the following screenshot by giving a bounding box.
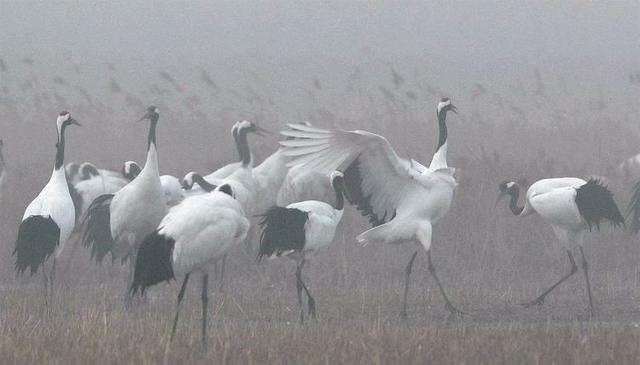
[8,98,633,344]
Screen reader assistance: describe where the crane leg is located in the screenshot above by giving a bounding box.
[401,250,419,319]
[427,250,464,318]
[42,265,49,308]
[201,273,209,348]
[217,254,227,293]
[49,257,57,307]
[124,256,135,308]
[521,250,577,307]
[295,260,307,323]
[579,246,594,317]
[299,262,316,319]
[170,273,190,341]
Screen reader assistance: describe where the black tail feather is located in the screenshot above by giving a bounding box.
[80,193,114,264]
[575,179,625,231]
[257,206,308,261]
[129,230,175,295]
[14,216,60,276]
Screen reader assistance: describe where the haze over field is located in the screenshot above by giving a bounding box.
[1,1,640,363]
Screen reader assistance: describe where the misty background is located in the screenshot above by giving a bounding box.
[0,0,640,296]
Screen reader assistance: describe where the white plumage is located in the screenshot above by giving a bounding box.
[252,147,289,216]
[497,177,624,315]
[276,122,335,207]
[279,98,460,318]
[73,171,129,218]
[160,175,185,206]
[131,188,249,346]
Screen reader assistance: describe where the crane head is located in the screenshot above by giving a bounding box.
[496,181,519,207]
[122,160,141,181]
[138,106,159,123]
[437,97,457,115]
[182,171,196,190]
[233,120,270,137]
[79,162,99,180]
[56,111,81,131]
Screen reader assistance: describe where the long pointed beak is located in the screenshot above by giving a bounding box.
[70,118,82,126]
[137,112,152,122]
[450,104,458,114]
[495,192,507,208]
[255,126,272,136]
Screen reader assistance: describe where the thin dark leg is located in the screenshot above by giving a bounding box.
[401,250,419,319]
[579,246,594,317]
[124,256,135,308]
[49,257,57,306]
[521,250,577,307]
[427,250,464,318]
[297,260,316,319]
[201,274,209,347]
[218,254,227,293]
[42,264,49,308]
[170,274,190,341]
[295,260,305,323]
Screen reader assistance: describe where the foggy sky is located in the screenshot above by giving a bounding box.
[2,0,638,106]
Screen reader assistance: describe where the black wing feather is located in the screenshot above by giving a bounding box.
[343,158,395,227]
[575,179,625,231]
[14,216,60,275]
[129,230,175,295]
[257,206,309,261]
[80,193,115,264]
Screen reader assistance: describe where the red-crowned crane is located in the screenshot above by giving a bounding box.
[81,106,166,291]
[497,178,624,315]
[130,184,249,347]
[15,111,81,306]
[280,98,460,318]
[258,171,345,323]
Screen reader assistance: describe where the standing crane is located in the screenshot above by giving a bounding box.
[130,185,249,347]
[258,171,345,322]
[81,106,166,295]
[14,111,81,305]
[280,98,460,318]
[497,178,624,315]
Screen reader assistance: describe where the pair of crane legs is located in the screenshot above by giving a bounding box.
[401,246,594,319]
[169,257,227,348]
[520,246,594,315]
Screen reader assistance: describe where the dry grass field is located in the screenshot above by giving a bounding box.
[1,55,640,364]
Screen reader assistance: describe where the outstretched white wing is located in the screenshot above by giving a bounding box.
[280,123,432,226]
